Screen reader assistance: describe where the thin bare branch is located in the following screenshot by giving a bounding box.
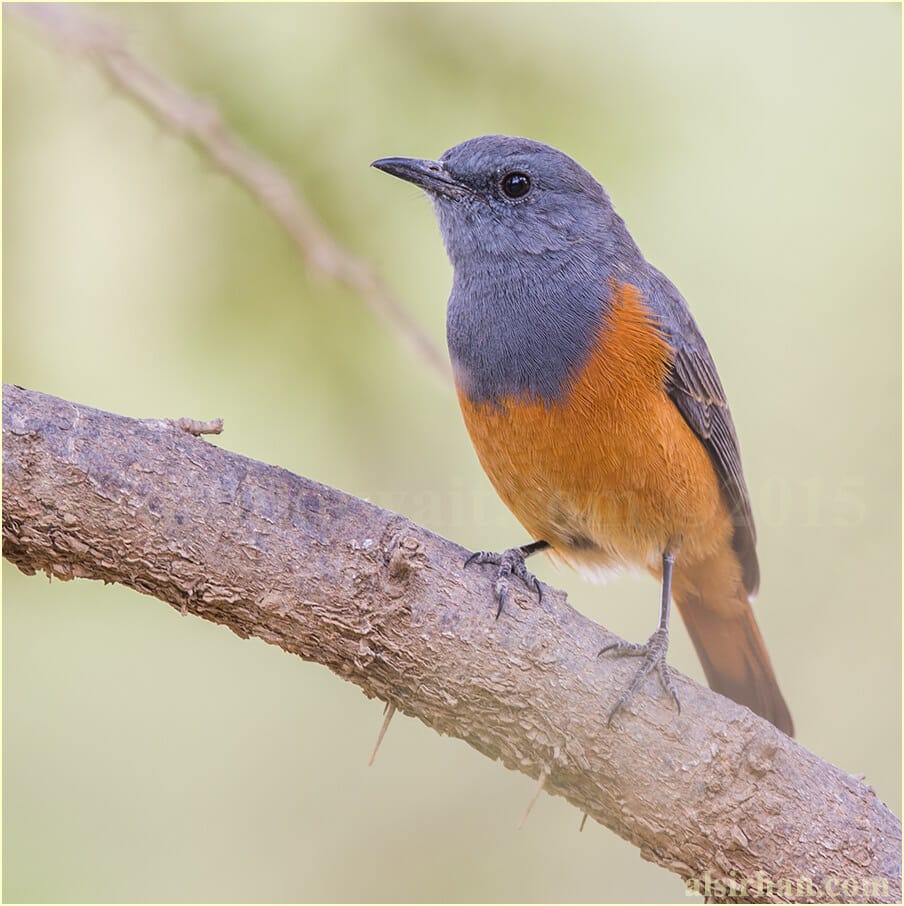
[7,2,449,380]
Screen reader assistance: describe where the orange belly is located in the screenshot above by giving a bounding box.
[456,282,733,577]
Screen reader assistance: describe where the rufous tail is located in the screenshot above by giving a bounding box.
[673,552,794,737]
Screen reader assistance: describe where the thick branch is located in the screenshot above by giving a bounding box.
[3,385,900,904]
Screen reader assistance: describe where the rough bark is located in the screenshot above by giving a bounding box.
[3,384,900,904]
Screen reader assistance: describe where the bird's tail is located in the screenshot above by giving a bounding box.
[673,550,794,737]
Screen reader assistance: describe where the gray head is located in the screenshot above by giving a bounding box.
[372,134,626,269]
[372,135,644,403]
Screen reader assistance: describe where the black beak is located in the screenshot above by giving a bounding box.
[371,156,473,200]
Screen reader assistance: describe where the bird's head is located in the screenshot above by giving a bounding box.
[373,134,619,269]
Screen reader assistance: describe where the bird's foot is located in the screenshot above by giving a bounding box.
[464,545,543,618]
[599,627,680,725]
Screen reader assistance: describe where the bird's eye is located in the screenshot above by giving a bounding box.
[500,172,531,199]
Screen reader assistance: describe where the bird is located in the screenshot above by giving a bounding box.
[372,135,793,736]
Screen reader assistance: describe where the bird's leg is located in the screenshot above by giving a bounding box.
[464,540,550,618]
[599,544,681,724]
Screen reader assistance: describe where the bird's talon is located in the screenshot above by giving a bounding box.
[533,576,543,604]
[494,583,508,619]
[598,639,643,658]
[600,628,681,722]
[465,550,494,569]
[465,544,545,617]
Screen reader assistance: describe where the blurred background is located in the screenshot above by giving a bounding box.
[3,3,900,902]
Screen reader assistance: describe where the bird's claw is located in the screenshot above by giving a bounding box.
[599,627,680,724]
[465,547,543,618]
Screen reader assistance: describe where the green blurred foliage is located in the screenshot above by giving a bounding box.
[3,3,900,903]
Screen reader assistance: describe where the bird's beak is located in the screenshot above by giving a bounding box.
[371,156,473,200]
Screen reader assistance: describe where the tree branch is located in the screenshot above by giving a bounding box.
[2,384,900,904]
[7,2,449,382]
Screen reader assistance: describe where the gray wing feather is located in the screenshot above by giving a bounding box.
[642,269,760,594]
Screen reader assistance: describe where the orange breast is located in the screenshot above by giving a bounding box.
[456,281,733,576]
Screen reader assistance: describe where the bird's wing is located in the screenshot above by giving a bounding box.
[652,278,759,595]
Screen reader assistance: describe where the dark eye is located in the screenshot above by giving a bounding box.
[501,172,531,199]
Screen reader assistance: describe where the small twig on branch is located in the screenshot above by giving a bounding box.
[368,702,397,767]
[7,3,448,381]
[516,767,549,830]
[3,384,900,903]
[166,416,224,436]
